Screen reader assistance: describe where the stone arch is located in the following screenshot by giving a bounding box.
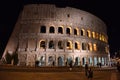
[49,26,55,33]
[38,55,46,66]
[88,43,92,51]
[82,43,87,50]
[58,27,63,34]
[39,40,46,49]
[81,29,85,36]
[75,41,80,50]
[40,26,46,33]
[87,30,91,37]
[49,40,55,49]
[66,40,72,50]
[92,31,95,38]
[94,57,97,66]
[74,28,79,35]
[58,40,63,49]
[82,57,86,66]
[101,57,105,66]
[48,56,55,66]
[58,56,64,66]
[88,57,93,66]
[67,56,73,65]
[66,27,72,35]
[74,57,80,66]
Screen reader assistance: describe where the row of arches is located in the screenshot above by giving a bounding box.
[40,40,98,51]
[40,26,108,43]
[36,55,108,67]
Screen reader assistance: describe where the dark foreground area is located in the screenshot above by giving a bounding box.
[0,65,120,80]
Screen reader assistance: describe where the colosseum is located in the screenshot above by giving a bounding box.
[1,4,110,67]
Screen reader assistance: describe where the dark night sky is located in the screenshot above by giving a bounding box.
[0,0,120,58]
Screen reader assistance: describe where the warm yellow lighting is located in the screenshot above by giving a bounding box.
[93,43,97,51]
[81,29,85,36]
[87,30,91,38]
[88,43,92,51]
[92,32,95,38]
[66,41,72,50]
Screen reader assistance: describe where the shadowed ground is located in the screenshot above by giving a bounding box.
[0,65,119,80]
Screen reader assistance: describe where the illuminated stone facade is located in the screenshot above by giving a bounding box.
[2,4,109,67]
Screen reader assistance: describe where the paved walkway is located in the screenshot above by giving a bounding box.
[0,65,119,80]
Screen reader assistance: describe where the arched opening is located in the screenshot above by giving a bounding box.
[40,26,46,33]
[96,32,99,39]
[38,56,45,66]
[74,57,80,66]
[75,41,80,50]
[98,57,101,63]
[81,29,85,36]
[102,57,105,66]
[94,57,97,66]
[88,43,92,51]
[49,26,55,33]
[74,29,77,35]
[66,27,71,35]
[67,56,72,65]
[88,57,93,66]
[82,57,86,66]
[92,32,95,38]
[93,43,97,51]
[66,41,72,50]
[58,41,63,49]
[48,56,54,66]
[82,43,87,50]
[58,27,63,34]
[40,40,46,49]
[58,56,64,66]
[49,40,55,49]
[87,30,91,37]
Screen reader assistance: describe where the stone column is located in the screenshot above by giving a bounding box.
[46,39,49,50]
[45,54,48,66]
[64,39,66,52]
[72,40,74,52]
[55,54,58,66]
[36,38,39,51]
[92,56,94,66]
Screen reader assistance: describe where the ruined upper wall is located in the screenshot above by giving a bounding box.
[21,4,107,33]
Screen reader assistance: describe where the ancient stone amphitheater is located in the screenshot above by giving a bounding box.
[1,4,110,67]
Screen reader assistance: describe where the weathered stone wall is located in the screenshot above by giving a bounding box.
[2,4,109,66]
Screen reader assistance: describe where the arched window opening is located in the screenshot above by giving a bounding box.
[66,28,70,35]
[40,40,46,49]
[88,43,92,51]
[87,30,91,37]
[58,56,64,66]
[40,26,46,33]
[92,32,95,38]
[58,27,63,34]
[93,43,97,51]
[48,56,54,66]
[101,35,105,41]
[99,34,102,40]
[49,40,55,49]
[75,42,80,50]
[66,41,72,50]
[49,26,55,33]
[96,33,99,39]
[81,29,85,36]
[82,43,87,50]
[58,41,63,49]
[74,29,77,35]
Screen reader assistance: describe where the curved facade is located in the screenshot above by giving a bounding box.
[2,4,109,67]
